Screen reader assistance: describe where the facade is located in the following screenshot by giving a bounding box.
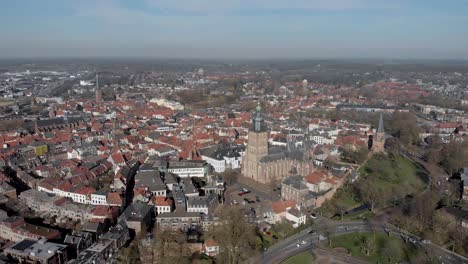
[281,175,310,205]
[242,104,313,184]
[156,211,201,232]
[168,160,208,178]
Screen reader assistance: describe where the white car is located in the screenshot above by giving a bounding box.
[301,240,307,245]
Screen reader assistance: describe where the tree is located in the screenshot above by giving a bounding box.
[382,239,403,264]
[322,221,333,247]
[340,146,369,164]
[440,141,468,175]
[221,169,238,185]
[358,180,382,213]
[359,235,376,256]
[334,200,347,221]
[210,207,258,264]
[389,112,421,146]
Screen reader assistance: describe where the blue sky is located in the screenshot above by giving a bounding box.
[1,0,468,59]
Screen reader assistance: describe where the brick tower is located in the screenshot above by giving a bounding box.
[241,103,269,181]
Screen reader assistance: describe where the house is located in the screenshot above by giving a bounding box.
[181,178,199,197]
[271,200,296,223]
[186,193,219,215]
[64,231,94,257]
[186,197,209,214]
[4,239,69,264]
[91,190,108,205]
[285,208,307,228]
[99,223,130,250]
[156,210,201,232]
[150,196,173,215]
[0,216,61,242]
[281,175,309,206]
[202,239,220,257]
[134,170,167,197]
[0,181,17,199]
[75,240,115,264]
[118,202,154,235]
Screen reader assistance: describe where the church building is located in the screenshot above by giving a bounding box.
[241,104,313,184]
[372,114,386,153]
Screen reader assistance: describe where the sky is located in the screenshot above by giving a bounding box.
[1,0,468,59]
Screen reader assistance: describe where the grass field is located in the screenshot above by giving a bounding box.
[282,251,314,264]
[331,232,417,263]
[358,153,428,196]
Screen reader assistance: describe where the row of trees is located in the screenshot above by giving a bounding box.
[390,190,468,256]
[424,138,468,175]
[117,206,259,264]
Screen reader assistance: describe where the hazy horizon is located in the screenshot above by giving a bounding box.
[2,0,468,60]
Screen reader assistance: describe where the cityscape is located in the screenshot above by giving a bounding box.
[1,1,468,264]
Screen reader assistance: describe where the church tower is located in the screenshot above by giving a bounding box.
[372,114,385,153]
[241,103,269,181]
[96,73,102,104]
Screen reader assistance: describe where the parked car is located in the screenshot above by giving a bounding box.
[421,239,431,244]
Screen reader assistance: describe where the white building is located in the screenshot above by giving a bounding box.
[168,161,208,178]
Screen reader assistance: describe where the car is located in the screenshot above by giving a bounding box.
[308,230,316,235]
[296,244,300,247]
[421,239,431,244]
[408,237,417,244]
[243,198,250,202]
[301,240,307,245]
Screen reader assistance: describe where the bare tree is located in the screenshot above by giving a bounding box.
[210,207,258,264]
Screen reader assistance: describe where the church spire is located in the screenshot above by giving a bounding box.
[377,114,384,133]
[252,102,265,132]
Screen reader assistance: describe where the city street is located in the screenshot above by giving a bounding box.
[258,220,468,264]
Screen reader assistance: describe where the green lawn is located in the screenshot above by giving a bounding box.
[358,154,428,197]
[339,210,374,221]
[282,251,314,264]
[331,232,417,263]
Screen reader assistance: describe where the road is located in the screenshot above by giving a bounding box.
[258,220,468,264]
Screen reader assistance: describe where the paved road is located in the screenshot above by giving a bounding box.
[258,220,468,264]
